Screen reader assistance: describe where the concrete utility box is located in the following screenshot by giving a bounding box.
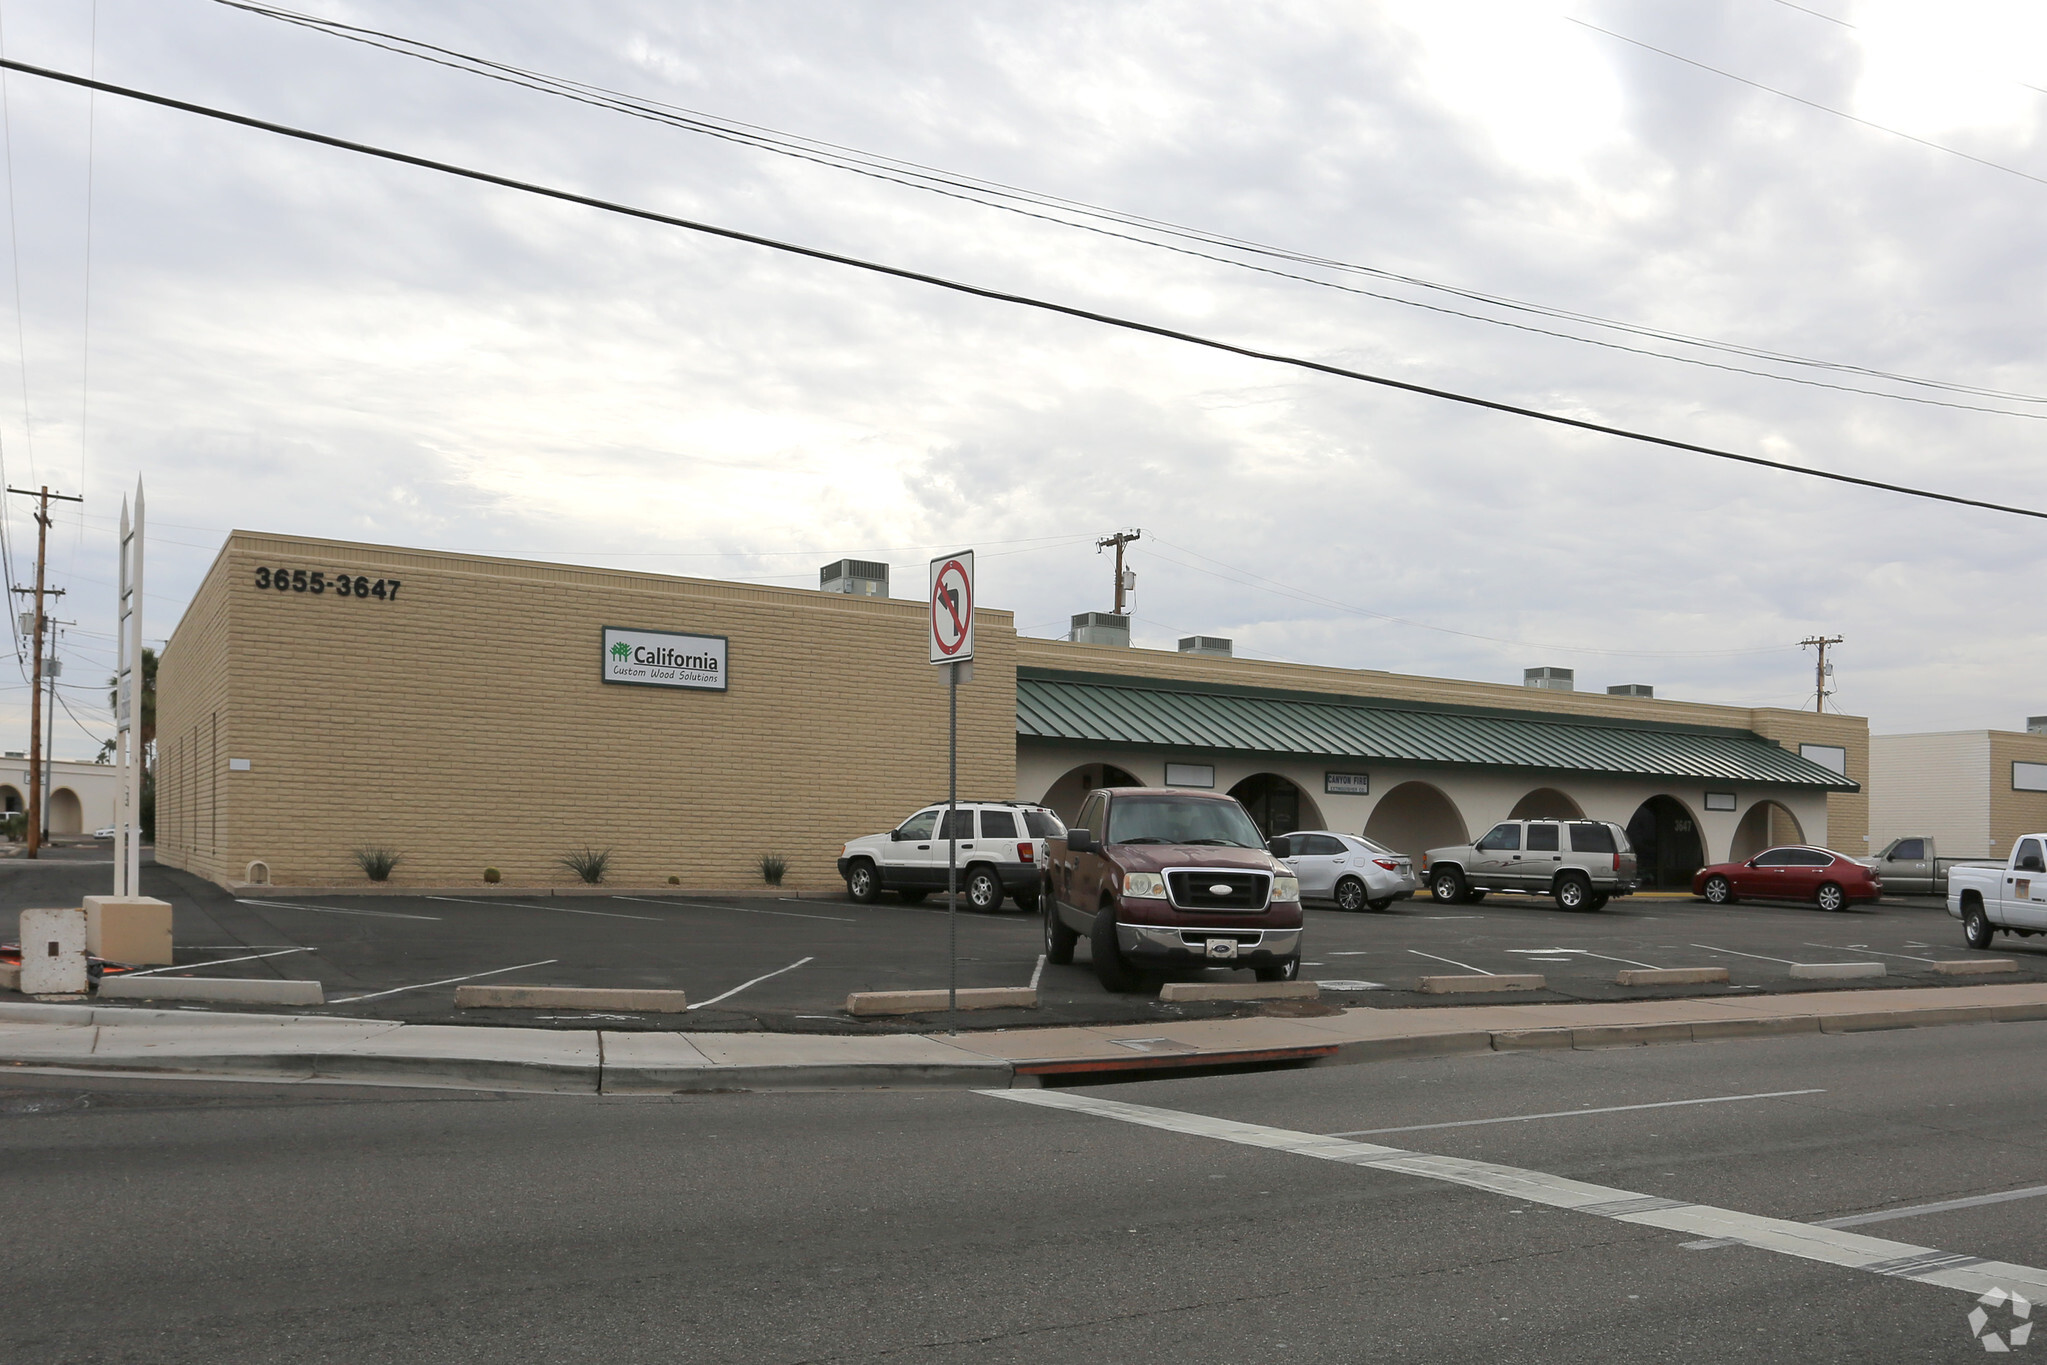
[83,895,174,965]
[18,907,87,996]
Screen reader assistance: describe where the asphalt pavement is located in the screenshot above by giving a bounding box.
[6,1017,2045,1361]
[4,855,2037,1031]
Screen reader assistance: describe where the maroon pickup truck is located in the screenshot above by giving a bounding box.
[1044,786,1304,991]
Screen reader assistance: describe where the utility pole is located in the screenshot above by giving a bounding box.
[1096,528,1140,615]
[1800,635,1844,714]
[9,485,83,858]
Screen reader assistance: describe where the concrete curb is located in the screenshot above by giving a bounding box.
[1789,962,1886,980]
[96,977,325,1006]
[845,987,1037,1017]
[1417,974,1544,994]
[226,884,846,900]
[1615,967,1730,987]
[1934,959,2018,975]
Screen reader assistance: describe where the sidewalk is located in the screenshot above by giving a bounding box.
[5,981,2047,1093]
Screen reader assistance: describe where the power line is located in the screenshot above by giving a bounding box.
[210,0,2047,419]
[1572,18,2047,192]
[10,57,2047,525]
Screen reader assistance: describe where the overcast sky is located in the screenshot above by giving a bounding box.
[0,0,2042,758]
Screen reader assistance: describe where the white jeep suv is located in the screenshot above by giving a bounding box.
[838,801,1065,911]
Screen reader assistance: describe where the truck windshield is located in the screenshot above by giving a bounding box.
[1106,796,1264,848]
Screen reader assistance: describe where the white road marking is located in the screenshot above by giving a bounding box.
[1805,943,1939,964]
[1314,980,1386,991]
[1817,1184,2047,1229]
[612,896,855,923]
[1326,1088,1828,1137]
[988,1089,2047,1300]
[1421,915,1484,920]
[429,896,658,921]
[1506,947,1665,970]
[1691,943,1796,964]
[1029,954,1046,992]
[688,956,814,1011]
[239,898,441,922]
[1327,951,1372,956]
[1408,949,1492,975]
[327,959,558,1004]
[119,948,315,978]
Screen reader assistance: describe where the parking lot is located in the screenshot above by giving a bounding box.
[6,854,2041,1032]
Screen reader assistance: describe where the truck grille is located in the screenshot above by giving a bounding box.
[1166,870,1270,911]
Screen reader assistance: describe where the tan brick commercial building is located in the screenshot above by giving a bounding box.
[157,533,1017,889]
[159,531,1867,892]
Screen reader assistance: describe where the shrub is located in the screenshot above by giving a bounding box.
[483,867,502,884]
[560,846,612,885]
[353,846,401,882]
[758,853,788,887]
[667,874,681,885]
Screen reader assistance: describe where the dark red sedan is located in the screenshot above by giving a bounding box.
[1693,846,1882,911]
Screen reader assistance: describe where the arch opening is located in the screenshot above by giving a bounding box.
[0,785,19,814]
[1363,780,1468,860]
[1508,787,1585,821]
[48,787,82,836]
[1626,795,1705,889]
[1038,762,1144,824]
[1227,773,1325,840]
[1729,800,1805,862]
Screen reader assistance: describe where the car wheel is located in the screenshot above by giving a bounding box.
[1702,875,1734,906]
[1012,890,1040,914]
[1254,954,1301,983]
[1815,881,1846,913]
[1044,901,1078,965]
[1586,893,1610,911]
[1964,900,1994,950]
[966,867,1003,913]
[845,860,879,904]
[1431,869,1466,904]
[898,888,927,904]
[1334,876,1367,913]
[1090,908,1139,992]
[1554,873,1592,911]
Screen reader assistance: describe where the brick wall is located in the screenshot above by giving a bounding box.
[156,534,1015,890]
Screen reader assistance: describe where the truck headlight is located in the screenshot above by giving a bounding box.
[1122,872,1168,899]
[1270,874,1300,903]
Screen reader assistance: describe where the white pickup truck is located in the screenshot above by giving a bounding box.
[1948,833,2047,948]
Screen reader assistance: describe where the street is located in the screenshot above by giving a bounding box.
[7,1017,2046,1361]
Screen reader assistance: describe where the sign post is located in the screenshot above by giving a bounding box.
[929,550,974,1033]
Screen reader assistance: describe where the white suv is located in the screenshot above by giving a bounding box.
[838,802,1065,912]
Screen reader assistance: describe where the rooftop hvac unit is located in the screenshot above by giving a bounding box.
[1523,666,1575,691]
[1070,611,1131,647]
[2029,716,2047,735]
[1178,635,1233,658]
[1607,683,1653,698]
[820,559,889,598]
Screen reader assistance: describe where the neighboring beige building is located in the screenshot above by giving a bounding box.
[0,757,122,835]
[1868,728,2047,859]
[157,530,1866,892]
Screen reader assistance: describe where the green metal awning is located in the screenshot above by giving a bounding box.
[1015,672,1857,790]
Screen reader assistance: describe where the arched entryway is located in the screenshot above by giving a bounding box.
[0,785,19,813]
[1227,773,1324,840]
[1509,787,1585,820]
[1363,780,1468,860]
[1730,800,1805,862]
[48,788,82,836]
[1626,795,1705,889]
[1038,762,1144,824]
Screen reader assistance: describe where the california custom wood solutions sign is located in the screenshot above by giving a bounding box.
[600,625,728,691]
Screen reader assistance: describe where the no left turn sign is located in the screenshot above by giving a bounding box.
[929,550,974,664]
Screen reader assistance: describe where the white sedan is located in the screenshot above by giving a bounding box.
[1270,830,1420,912]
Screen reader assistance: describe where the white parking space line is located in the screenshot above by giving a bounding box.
[1326,1089,1827,1138]
[1421,915,1484,920]
[1327,951,1372,956]
[1805,944,1940,964]
[1505,947,1663,969]
[119,948,316,977]
[327,959,559,1004]
[1408,949,1492,974]
[612,896,856,924]
[989,1090,2047,1301]
[429,896,659,922]
[688,956,815,1011]
[1691,943,1796,964]
[240,898,442,922]
[1029,954,1047,992]
[1817,1184,2047,1229]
